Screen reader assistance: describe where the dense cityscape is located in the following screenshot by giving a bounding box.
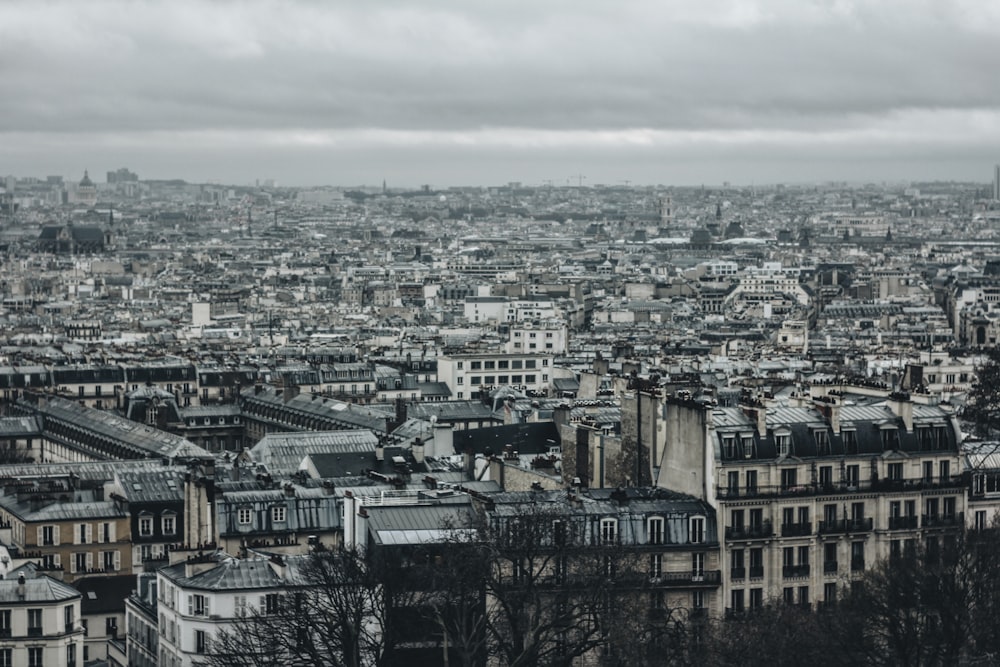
[0,168,999,665]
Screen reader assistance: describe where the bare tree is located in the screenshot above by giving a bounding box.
[198,547,392,667]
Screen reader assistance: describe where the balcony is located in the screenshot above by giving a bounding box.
[27,626,43,637]
[781,521,813,537]
[0,628,10,638]
[725,521,773,540]
[922,512,964,529]
[818,518,873,535]
[730,567,746,580]
[647,570,722,587]
[888,515,919,530]
[851,557,865,572]
[749,566,764,579]
[823,560,838,574]
[718,475,967,500]
[782,564,810,579]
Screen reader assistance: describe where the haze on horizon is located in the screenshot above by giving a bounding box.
[2,0,998,188]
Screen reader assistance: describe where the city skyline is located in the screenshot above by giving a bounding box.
[2,0,999,186]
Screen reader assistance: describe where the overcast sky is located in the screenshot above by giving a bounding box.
[2,0,998,187]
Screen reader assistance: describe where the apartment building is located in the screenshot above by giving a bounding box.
[657,389,965,614]
[0,485,131,583]
[437,352,554,400]
[0,567,84,667]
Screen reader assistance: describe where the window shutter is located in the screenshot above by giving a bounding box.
[53,554,60,568]
[114,551,121,571]
[204,596,210,616]
[53,525,60,546]
[188,595,193,615]
[85,553,93,571]
[85,524,93,543]
[109,522,116,543]
[36,526,42,546]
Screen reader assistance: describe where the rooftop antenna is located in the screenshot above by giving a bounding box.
[573,174,586,187]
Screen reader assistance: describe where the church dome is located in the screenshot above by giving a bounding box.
[80,170,93,187]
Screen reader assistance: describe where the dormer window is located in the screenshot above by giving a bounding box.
[741,435,755,459]
[880,426,899,451]
[722,436,736,459]
[813,429,830,455]
[775,432,791,457]
[843,429,858,454]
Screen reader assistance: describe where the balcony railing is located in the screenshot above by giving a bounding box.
[851,557,865,572]
[718,475,966,500]
[27,627,43,637]
[781,521,813,537]
[922,512,964,529]
[647,570,722,587]
[730,567,746,580]
[749,566,764,579]
[888,515,919,530]
[725,521,773,540]
[823,560,838,574]
[818,517,873,534]
[782,564,810,578]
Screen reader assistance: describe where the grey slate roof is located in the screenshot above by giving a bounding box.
[0,575,80,603]
[251,430,380,476]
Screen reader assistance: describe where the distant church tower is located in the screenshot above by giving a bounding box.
[659,195,673,227]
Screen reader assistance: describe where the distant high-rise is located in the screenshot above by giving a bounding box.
[994,164,1000,200]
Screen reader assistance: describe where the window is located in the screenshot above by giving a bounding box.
[648,517,664,545]
[776,432,791,457]
[74,552,88,573]
[470,361,481,370]
[28,608,42,636]
[689,516,705,544]
[484,376,495,385]
[939,460,950,481]
[263,593,281,615]
[42,525,57,546]
[600,518,618,545]
[746,470,758,494]
[471,376,481,385]
[814,429,829,454]
[78,523,91,544]
[238,507,252,525]
[525,374,536,383]
[819,465,833,488]
[196,629,208,654]
[730,589,744,612]
[750,548,763,577]
[0,649,10,667]
[880,427,899,450]
[723,436,736,459]
[189,594,207,616]
[272,506,286,523]
[525,360,537,369]
[28,648,43,667]
[742,436,755,458]
[484,361,495,370]
[845,465,860,487]
[101,522,113,543]
[650,553,663,578]
[0,610,9,638]
[139,516,153,537]
[103,550,119,571]
[731,548,745,579]
[887,463,903,481]
[457,361,464,370]
[693,590,705,610]
[750,588,764,609]
[106,616,118,637]
[692,552,705,578]
[162,514,176,535]
[780,468,797,490]
[727,470,739,494]
[843,429,858,454]
[851,541,865,571]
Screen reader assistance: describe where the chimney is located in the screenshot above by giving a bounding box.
[888,394,914,433]
[375,440,385,462]
[412,437,425,464]
[553,403,571,427]
[17,572,25,599]
[432,422,454,457]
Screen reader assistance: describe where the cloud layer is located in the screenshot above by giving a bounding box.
[2,0,997,185]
